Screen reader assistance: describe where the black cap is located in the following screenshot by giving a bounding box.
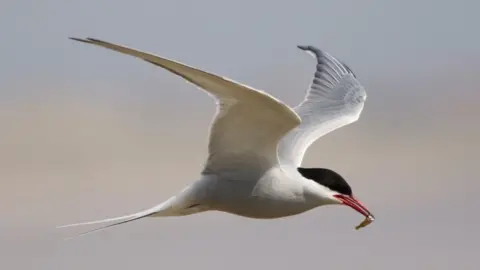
[297,167,352,196]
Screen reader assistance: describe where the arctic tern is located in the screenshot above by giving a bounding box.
[58,37,373,239]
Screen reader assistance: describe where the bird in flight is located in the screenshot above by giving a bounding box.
[58,37,373,239]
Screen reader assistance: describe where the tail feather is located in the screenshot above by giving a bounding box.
[56,213,140,229]
[57,198,177,240]
[61,212,156,240]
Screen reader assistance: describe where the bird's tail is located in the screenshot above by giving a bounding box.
[57,196,179,240]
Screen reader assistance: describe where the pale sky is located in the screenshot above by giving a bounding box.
[1,0,479,269]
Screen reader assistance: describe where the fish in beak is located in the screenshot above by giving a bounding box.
[334,194,375,230]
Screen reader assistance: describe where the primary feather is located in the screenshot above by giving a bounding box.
[278,45,367,167]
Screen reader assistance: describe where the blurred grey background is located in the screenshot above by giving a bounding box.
[1,0,479,269]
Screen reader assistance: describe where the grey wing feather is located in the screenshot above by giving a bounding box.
[278,45,367,167]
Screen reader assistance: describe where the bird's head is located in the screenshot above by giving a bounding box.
[298,167,375,228]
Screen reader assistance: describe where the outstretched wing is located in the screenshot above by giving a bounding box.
[278,45,367,167]
[57,37,301,239]
[69,37,301,175]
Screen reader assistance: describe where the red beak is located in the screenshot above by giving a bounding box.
[333,194,374,219]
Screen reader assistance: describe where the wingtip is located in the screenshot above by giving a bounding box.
[69,37,90,43]
[297,45,323,55]
[297,45,310,51]
[68,37,103,43]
